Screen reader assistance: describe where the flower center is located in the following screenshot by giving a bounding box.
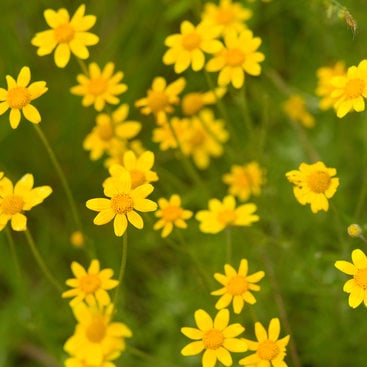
[190,130,205,146]
[97,121,114,141]
[216,8,234,25]
[130,169,146,189]
[7,87,31,109]
[203,329,224,350]
[1,194,24,215]
[161,205,183,222]
[182,32,202,51]
[354,268,367,289]
[217,209,237,226]
[182,93,203,116]
[86,316,107,343]
[307,171,331,193]
[227,275,248,295]
[345,78,365,99]
[88,78,108,96]
[257,340,280,360]
[79,274,101,294]
[111,193,134,214]
[147,91,169,113]
[226,48,245,67]
[54,23,75,43]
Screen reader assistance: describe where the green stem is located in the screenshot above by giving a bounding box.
[113,233,128,308]
[127,346,176,367]
[225,228,232,264]
[76,57,89,75]
[5,227,22,283]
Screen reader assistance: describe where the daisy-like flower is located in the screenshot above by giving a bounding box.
[196,195,259,234]
[0,173,52,232]
[181,308,247,367]
[163,20,223,74]
[0,66,48,129]
[86,171,157,237]
[335,248,367,308]
[62,260,119,307]
[64,302,132,366]
[135,76,186,125]
[282,94,315,128]
[70,62,127,111]
[285,161,339,213]
[152,116,186,151]
[154,194,193,238]
[201,0,252,36]
[239,318,290,367]
[206,29,265,89]
[83,104,142,161]
[223,161,265,202]
[31,4,99,68]
[331,59,367,118]
[211,259,265,314]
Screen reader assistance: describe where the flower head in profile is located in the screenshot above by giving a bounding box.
[196,195,259,234]
[163,20,223,73]
[62,260,119,307]
[181,308,247,367]
[239,318,290,367]
[0,173,52,232]
[283,94,315,128]
[211,259,265,314]
[223,161,265,201]
[206,29,264,89]
[335,248,367,308]
[0,66,48,129]
[70,62,127,111]
[135,76,186,125]
[86,171,157,237]
[286,161,339,213]
[154,194,193,238]
[31,4,99,68]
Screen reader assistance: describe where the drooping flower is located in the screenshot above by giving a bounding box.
[62,260,119,307]
[0,66,48,129]
[31,4,99,68]
[285,161,339,213]
[181,308,247,367]
[163,20,223,73]
[154,194,193,238]
[0,173,52,232]
[206,29,264,89]
[86,171,157,237]
[196,195,259,234]
[70,62,127,111]
[211,259,265,314]
[282,94,315,128]
[239,318,290,367]
[335,248,367,308]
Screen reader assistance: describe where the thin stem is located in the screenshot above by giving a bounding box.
[113,233,128,308]
[225,228,232,264]
[238,85,254,138]
[76,57,89,75]
[127,346,177,367]
[5,227,23,283]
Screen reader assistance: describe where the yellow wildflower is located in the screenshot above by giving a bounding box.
[65,356,116,367]
[70,230,85,247]
[347,224,362,238]
[152,117,186,151]
[283,94,315,128]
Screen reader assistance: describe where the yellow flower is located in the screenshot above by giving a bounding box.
[181,308,247,367]
[0,173,52,232]
[70,62,127,111]
[65,356,116,367]
[104,139,145,169]
[282,94,315,128]
[331,59,367,118]
[335,249,367,308]
[239,318,290,367]
[31,4,99,68]
[206,29,264,89]
[70,230,85,247]
[154,194,193,238]
[0,66,48,129]
[86,171,157,237]
[286,161,339,213]
[211,259,265,314]
[152,117,186,151]
[223,161,265,201]
[201,0,252,36]
[163,20,223,73]
[64,302,132,366]
[135,76,186,125]
[347,224,363,238]
[62,260,119,307]
[83,104,142,161]
[196,195,259,234]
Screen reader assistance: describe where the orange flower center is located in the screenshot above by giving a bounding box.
[345,78,365,99]
[257,340,280,360]
[88,78,108,96]
[182,93,204,116]
[354,268,367,289]
[307,170,331,193]
[1,194,24,215]
[217,209,237,226]
[98,121,114,141]
[130,169,146,189]
[226,48,245,67]
[216,8,234,25]
[54,23,75,43]
[147,90,169,113]
[227,275,248,295]
[79,274,101,294]
[203,329,224,350]
[111,193,134,214]
[86,316,107,343]
[182,31,202,51]
[7,87,31,109]
[190,130,205,146]
[161,205,183,222]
